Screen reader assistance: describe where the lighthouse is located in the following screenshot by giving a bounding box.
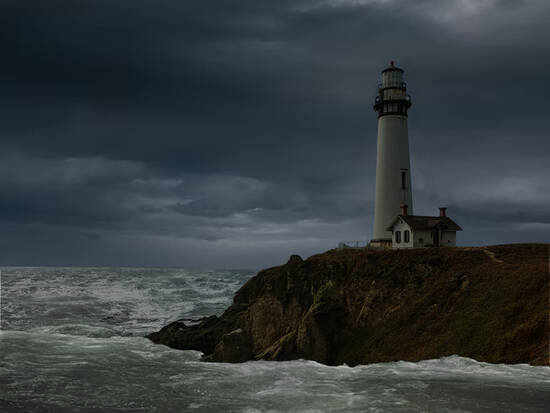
[370,61,413,248]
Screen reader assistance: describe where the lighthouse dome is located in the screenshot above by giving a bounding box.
[381,61,404,73]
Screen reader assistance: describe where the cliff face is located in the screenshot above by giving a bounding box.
[148,244,549,366]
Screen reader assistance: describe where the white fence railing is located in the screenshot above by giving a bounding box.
[337,241,368,250]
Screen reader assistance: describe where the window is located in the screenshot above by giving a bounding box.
[395,231,401,244]
[401,171,407,190]
[404,230,410,243]
[419,238,424,244]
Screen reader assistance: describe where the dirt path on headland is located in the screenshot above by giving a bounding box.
[460,247,504,263]
[481,248,504,263]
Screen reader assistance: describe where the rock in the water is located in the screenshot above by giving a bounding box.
[148,244,549,366]
[146,306,246,355]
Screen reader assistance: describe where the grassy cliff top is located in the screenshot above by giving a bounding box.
[151,244,549,366]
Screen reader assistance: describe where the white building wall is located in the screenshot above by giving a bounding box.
[412,229,431,247]
[440,231,456,246]
[391,218,413,249]
[373,115,413,240]
[390,220,458,248]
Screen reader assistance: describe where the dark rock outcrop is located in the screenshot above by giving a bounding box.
[147,244,549,366]
[205,328,253,363]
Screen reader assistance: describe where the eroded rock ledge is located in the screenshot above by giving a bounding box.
[147,244,549,366]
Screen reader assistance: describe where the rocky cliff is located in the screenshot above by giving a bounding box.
[148,244,549,366]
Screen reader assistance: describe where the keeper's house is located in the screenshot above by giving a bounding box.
[386,205,462,248]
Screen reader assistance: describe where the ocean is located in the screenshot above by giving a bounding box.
[1,267,549,412]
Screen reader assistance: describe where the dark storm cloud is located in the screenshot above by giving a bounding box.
[0,0,548,267]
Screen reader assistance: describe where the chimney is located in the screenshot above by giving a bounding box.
[439,207,447,217]
[400,204,408,217]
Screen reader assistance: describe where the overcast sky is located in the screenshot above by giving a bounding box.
[1,0,548,268]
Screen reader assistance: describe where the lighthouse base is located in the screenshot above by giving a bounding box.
[368,238,392,249]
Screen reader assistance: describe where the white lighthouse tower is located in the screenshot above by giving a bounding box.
[371,61,413,247]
